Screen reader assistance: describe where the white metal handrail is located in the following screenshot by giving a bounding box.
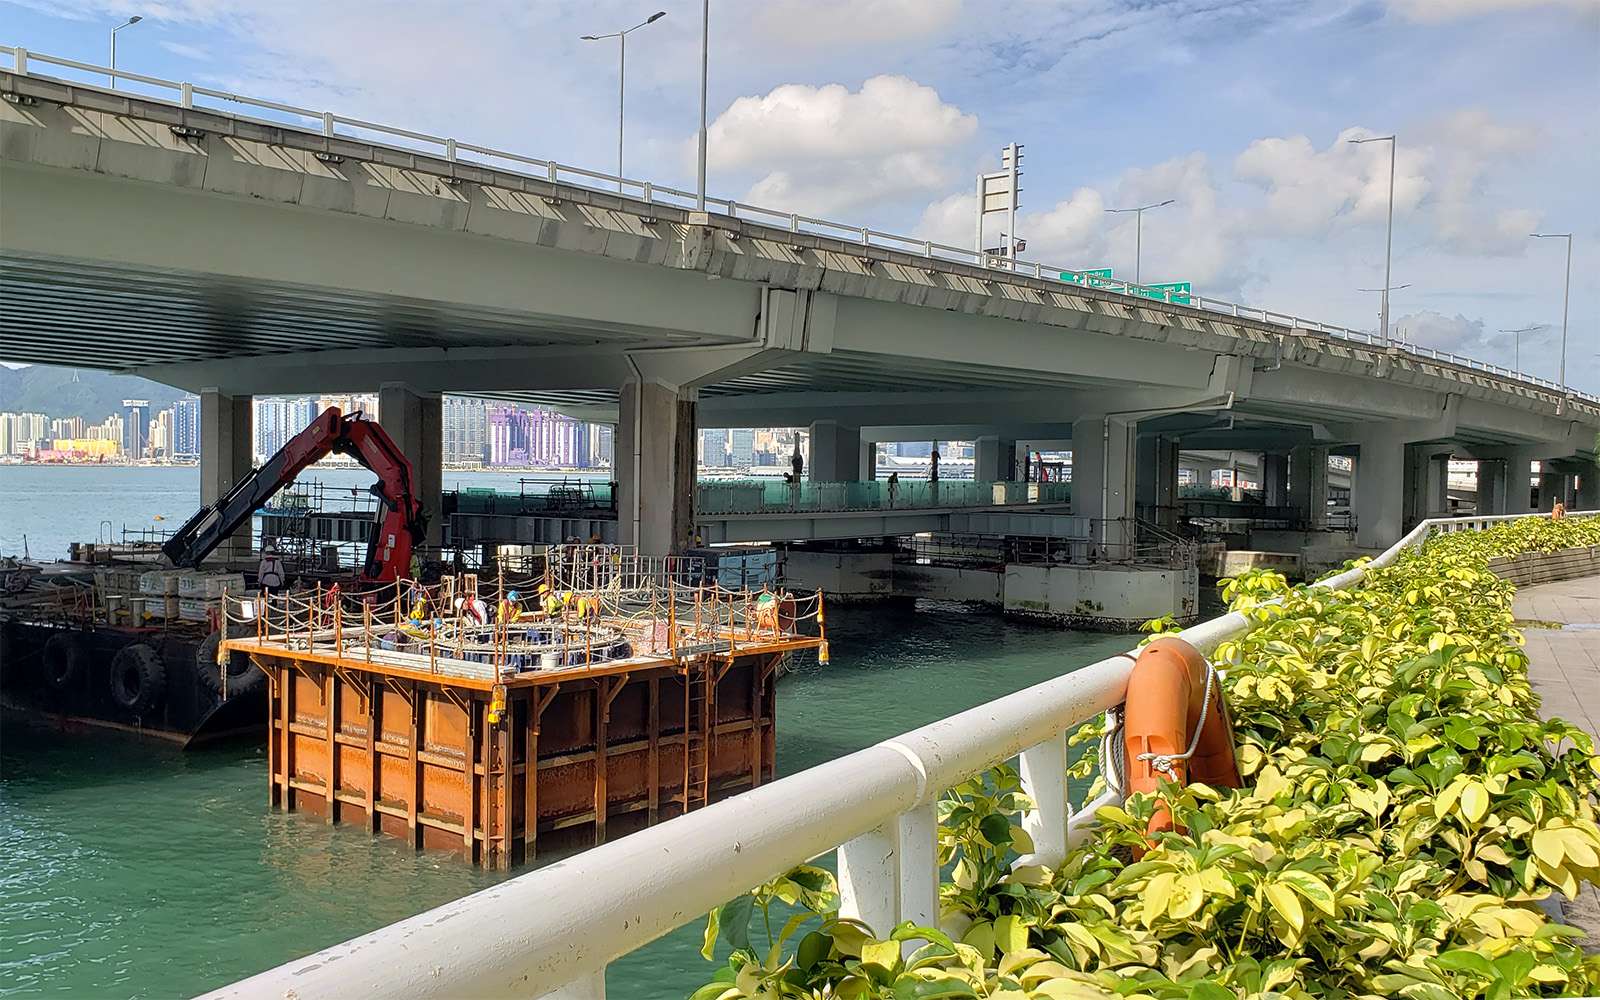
[198,509,1596,999]
[2,42,1594,409]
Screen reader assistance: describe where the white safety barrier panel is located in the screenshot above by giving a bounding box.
[200,511,1594,998]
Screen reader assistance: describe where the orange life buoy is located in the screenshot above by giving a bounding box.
[1122,636,1242,838]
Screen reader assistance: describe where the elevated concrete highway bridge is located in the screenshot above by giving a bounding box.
[2,50,1596,558]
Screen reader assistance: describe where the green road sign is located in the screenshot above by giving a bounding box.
[1135,281,1192,305]
[1058,267,1113,285]
[1057,270,1193,304]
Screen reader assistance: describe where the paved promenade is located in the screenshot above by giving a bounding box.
[1514,575,1600,952]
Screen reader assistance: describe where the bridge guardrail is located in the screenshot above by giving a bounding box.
[2,43,1594,410]
[200,508,1597,999]
[696,478,1071,515]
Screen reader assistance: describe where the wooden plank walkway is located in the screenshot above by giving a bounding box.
[1514,575,1600,952]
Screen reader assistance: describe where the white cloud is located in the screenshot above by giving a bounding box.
[917,153,1245,293]
[1393,309,1560,373]
[1388,0,1598,21]
[1419,111,1543,255]
[708,75,977,216]
[1234,128,1429,236]
[750,0,962,49]
[159,40,211,61]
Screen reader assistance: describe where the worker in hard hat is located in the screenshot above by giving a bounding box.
[539,582,562,617]
[497,590,523,625]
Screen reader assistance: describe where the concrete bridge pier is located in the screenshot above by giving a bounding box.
[1288,445,1329,529]
[1136,435,1180,528]
[1262,453,1289,508]
[1539,464,1569,513]
[1415,447,1452,521]
[975,436,1019,483]
[1577,463,1600,511]
[378,383,444,550]
[808,420,872,482]
[200,388,254,561]
[1477,458,1510,515]
[617,379,696,556]
[1071,416,1137,547]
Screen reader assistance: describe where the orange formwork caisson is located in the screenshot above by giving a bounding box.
[218,550,826,869]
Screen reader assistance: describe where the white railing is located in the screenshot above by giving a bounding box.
[197,508,1596,999]
[2,43,1593,409]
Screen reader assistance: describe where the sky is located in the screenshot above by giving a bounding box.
[4,0,1599,394]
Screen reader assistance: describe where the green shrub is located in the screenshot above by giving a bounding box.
[695,517,1600,999]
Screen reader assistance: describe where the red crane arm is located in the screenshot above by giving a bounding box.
[162,407,427,582]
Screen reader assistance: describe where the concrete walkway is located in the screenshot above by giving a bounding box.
[1514,575,1600,952]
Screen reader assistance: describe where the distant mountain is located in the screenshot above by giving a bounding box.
[0,364,188,422]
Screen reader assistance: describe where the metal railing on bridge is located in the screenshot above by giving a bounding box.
[446,480,615,517]
[207,504,1595,999]
[3,43,1595,410]
[897,517,1195,571]
[696,479,1070,516]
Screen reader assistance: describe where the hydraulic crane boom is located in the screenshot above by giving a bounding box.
[162,407,427,582]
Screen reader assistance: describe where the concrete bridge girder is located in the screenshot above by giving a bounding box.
[5,71,1600,561]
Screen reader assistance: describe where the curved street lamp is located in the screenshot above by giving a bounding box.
[1500,324,1547,375]
[1104,198,1174,285]
[110,15,143,90]
[1530,233,1573,392]
[581,11,667,192]
[1349,134,1397,346]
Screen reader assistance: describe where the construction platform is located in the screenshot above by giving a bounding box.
[218,548,827,869]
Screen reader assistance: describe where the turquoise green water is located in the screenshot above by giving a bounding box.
[1,603,1132,998]
[1,466,1135,997]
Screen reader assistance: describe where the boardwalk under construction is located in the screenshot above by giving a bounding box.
[218,547,827,868]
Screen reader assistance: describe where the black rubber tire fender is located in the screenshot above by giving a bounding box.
[195,632,265,700]
[110,642,167,714]
[43,632,87,692]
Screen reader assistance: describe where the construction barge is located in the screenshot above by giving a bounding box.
[219,548,826,869]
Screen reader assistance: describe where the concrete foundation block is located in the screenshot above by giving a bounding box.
[783,549,894,602]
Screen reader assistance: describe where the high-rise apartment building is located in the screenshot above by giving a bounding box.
[173,396,200,460]
[122,400,149,459]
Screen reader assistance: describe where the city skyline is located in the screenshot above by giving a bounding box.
[0,393,619,469]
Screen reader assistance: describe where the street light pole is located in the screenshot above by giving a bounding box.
[580,11,666,194]
[1350,135,1397,345]
[1500,324,1546,374]
[110,15,143,89]
[1104,199,1174,285]
[1359,282,1411,342]
[1530,233,1573,391]
[697,0,709,211]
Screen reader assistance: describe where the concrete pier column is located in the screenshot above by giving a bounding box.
[808,420,864,482]
[1423,450,1451,518]
[617,380,697,556]
[861,440,878,481]
[1538,465,1566,512]
[1135,435,1179,527]
[200,388,253,561]
[378,383,443,549]
[1353,431,1407,548]
[1288,445,1329,530]
[1262,453,1289,508]
[975,436,1018,482]
[1476,459,1508,515]
[1071,416,1137,548]
[1578,464,1600,511]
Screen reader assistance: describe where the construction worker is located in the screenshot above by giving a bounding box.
[497,590,523,624]
[539,582,562,617]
